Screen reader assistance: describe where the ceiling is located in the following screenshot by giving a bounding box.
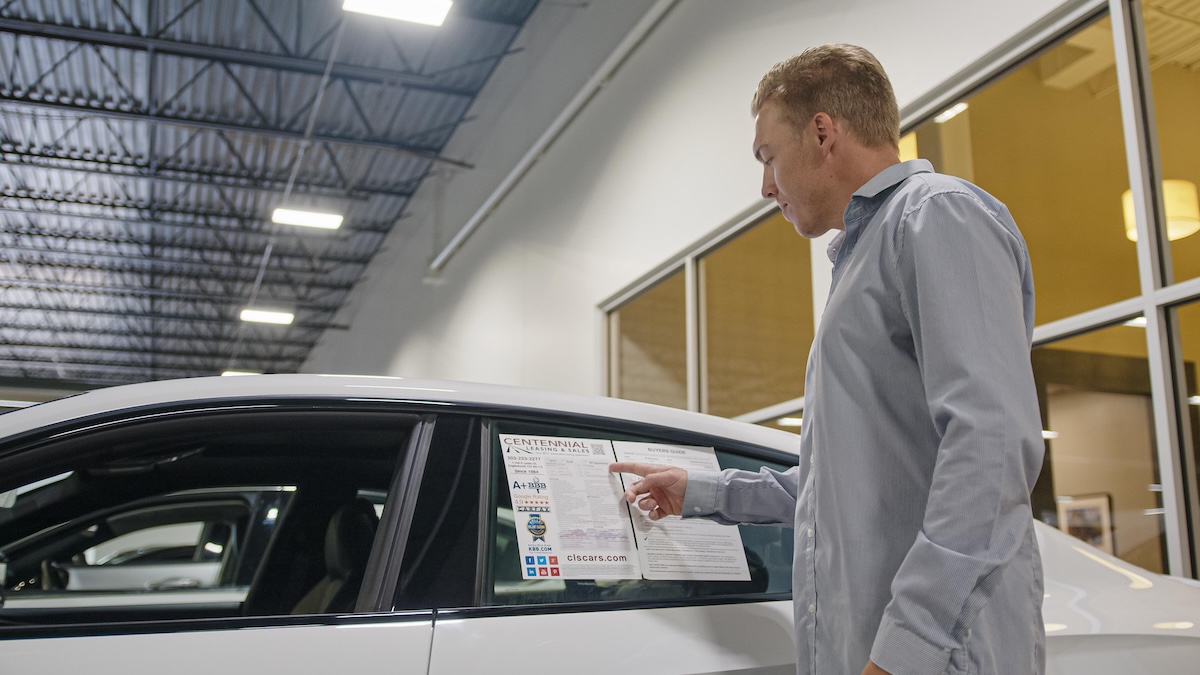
[0,0,540,387]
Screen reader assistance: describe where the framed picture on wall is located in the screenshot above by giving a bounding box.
[1057,493,1114,555]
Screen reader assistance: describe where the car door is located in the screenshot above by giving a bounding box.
[418,414,798,675]
[0,402,435,675]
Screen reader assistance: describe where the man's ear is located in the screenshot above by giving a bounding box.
[813,112,835,150]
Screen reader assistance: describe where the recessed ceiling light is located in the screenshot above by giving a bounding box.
[240,308,295,325]
[271,207,343,230]
[342,0,453,26]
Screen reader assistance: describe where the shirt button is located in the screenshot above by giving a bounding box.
[808,603,816,614]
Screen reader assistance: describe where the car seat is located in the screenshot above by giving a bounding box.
[290,497,378,614]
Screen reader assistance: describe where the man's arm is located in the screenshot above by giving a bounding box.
[871,191,1043,674]
[611,462,800,526]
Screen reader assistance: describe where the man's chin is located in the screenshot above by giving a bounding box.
[791,221,824,239]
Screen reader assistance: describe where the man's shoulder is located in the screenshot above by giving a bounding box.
[892,171,1006,220]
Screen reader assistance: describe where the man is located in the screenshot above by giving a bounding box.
[612,44,1045,675]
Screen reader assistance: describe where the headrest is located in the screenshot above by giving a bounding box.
[323,497,379,578]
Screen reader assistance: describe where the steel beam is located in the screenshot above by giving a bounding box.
[0,93,475,169]
[0,356,221,379]
[2,249,359,293]
[0,241,353,280]
[0,16,450,89]
[0,147,419,200]
[0,187,396,234]
[0,278,339,310]
[2,340,306,362]
[0,224,376,268]
[0,204,393,239]
[0,303,345,330]
[0,321,319,348]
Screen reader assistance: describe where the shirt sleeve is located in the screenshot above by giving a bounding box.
[871,190,1044,674]
[681,465,800,526]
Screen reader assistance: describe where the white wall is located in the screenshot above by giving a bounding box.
[305,0,1072,396]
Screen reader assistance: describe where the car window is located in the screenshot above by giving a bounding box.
[483,419,794,607]
[0,408,414,627]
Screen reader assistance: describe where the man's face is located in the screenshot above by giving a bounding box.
[753,101,838,238]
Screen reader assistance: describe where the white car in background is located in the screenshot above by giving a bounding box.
[0,375,1196,674]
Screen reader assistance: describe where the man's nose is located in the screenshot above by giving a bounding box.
[761,169,777,200]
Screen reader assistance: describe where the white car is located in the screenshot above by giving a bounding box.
[0,375,1196,674]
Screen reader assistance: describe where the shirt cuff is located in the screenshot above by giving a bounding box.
[680,469,721,518]
[870,614,952,675]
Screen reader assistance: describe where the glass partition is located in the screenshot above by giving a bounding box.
[1141,3,1200,284]
[609,269,687,409]
[1033,322,1166,573]
[700,213,812,418]
[908,16,1139,324]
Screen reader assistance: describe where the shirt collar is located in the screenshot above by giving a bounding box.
[852,159,934,200]
[833,159,934,260]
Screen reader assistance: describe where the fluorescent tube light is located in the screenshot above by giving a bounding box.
[1123,316,1147,328]
[776,417,804,427]
[1042,430,1059,439]
[934,102,968,123]
[240,308,294,325]
[271,207,343,230]
[1189,396,1200,406]
[221,370,261,377]
[343,0,452,26]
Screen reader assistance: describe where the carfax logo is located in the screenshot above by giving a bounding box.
[526,513,548,542]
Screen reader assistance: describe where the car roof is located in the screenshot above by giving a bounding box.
[0,374,801,455]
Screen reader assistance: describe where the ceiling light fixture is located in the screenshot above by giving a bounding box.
[271,207,343,230]
[239,308,295,325]
[1122,180,1200,242]
[933,102,968,124]
[221,370,262,377]
[1123,316,1147,328]
[776,417,804,427]
[342,0,453,26]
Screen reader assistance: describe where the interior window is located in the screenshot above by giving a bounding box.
[485,419,794,607]
[0,409,412,625]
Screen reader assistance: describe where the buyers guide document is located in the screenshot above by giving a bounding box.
[499,434,749,582]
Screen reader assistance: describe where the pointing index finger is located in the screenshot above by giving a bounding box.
[608,461,660,476]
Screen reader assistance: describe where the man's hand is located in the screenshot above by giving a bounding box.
[861,661,891,675]
[609,462,687,520]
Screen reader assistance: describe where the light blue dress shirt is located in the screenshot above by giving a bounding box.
[684,160,1046,675]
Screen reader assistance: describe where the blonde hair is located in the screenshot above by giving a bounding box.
[751,44,899,150]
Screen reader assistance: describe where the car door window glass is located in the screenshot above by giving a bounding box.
[0,409,413,626]
[485,419,794,607]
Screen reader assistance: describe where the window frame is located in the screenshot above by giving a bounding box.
[459,409,797,619]
[0,399,434,639]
